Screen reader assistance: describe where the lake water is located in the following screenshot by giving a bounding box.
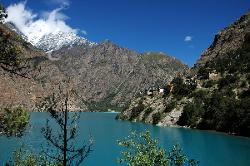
[0,112,250,166]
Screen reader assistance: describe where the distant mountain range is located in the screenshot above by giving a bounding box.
[0,20,187,112]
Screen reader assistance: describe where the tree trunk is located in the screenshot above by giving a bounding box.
[63,94,68,166]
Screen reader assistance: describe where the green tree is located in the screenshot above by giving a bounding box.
[0,3,28,77]
[0,3,7,23]
[0,107,30,137]
[117,131,198,166]
[6,147,61,166]
[39,88,93,166]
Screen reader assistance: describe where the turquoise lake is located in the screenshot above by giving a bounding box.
[0,112,250,166]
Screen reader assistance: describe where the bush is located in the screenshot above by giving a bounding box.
[190,90,208,101]
[164,101,176,113]
[203,80,215,88]
[6,147,62,166]
[177,102,204,127]
[197,67,209,80]
[142,107,153,122]
[117,131,198,166]
[152,112,162,124]
[171,77,195,98]
[144,107,153,115]
[130,100,145,120]
[0,107,30,137]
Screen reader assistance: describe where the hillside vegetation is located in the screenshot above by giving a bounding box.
[117,11,250,137]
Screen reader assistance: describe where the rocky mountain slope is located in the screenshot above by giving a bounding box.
[117,11,250,137]
[50,41,187,111]
[0,20,188,112]
[0,23,67,111]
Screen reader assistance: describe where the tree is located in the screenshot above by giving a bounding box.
[39,88,93,166]
[0,3,28,77]
[0,107,30,137]
[0,25,29,77]
[117,131,198,166]
[5,146,61,166]
[0,3,7,23]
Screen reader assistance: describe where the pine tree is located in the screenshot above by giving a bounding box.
[40,87,93,166]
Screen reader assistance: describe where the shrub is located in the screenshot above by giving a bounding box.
[171,77,195,98]
[130,100,145,120]
[177,102,204,127]
[197,67,209,80]
[203,80,215,88]
[0,107,30,137]
[190,90,208,101]
[152,112,163,124]
[117,131,198,166]
[164,101,176,113]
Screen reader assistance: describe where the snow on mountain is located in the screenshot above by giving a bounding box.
[6,22,97,52]
[35,31,97,52]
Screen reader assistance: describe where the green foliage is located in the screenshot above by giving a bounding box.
[130,100,145,120]
[168,144,199,166]
[0,25,28,76]
[177,102,204,127]
[0,3,28,76]
[164,101,176,113]
[178,89,250,136]
[6,147,61,166]
[239,88,250,98]
[203,80,215,88]
[198,92,250,136]
[189,90,208,101]
[83,92,125,112]
[208,33,250,75]
[152,112,163,124]
[171,77,196,98]
[240,80,247,88]
[117,131,198,166]
[142,107,153,121]
[197,67,209,80]
[218,74,238,89]
[0,107,30,137]
[0,3,7,23]
[39,90,93,165]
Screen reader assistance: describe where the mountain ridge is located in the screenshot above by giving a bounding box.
[0,21,188,112]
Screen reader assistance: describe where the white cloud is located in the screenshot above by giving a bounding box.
[6,1,86,45]
[48,0,70,7]
[81,30,87,35]
[184,36,192,42]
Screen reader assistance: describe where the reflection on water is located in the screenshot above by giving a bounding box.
[0,112,250,166]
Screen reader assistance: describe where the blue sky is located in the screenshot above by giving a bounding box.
[3,0,250,66]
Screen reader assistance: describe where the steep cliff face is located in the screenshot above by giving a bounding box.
[117,11,250,137]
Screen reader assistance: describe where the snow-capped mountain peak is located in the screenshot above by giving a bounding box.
[5,22,97,52]
[35,31,97,52]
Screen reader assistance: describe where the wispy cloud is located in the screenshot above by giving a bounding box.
[184,36,192,42]
[6,1,86,44]
[48,0,70,7]
[81,30,87,35]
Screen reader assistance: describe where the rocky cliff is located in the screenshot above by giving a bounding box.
[117,11,250,137]
[49,41,187,111]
